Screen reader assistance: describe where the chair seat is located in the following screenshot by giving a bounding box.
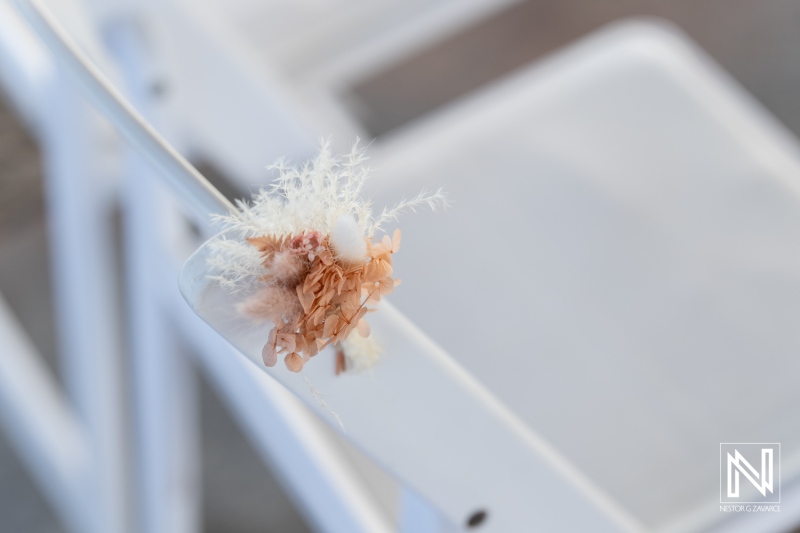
[365,19,800,532]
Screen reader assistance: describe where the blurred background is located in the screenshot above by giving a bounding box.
[1,0,800,532]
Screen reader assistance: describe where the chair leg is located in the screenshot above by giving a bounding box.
[42,68,128,533]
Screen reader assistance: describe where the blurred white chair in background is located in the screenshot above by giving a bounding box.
[365,18,800,533]
[0,0,410,531]
[79,0,521,186]
[0,1,128,532]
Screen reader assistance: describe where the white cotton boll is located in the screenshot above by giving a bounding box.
[342,330,382,373]
[330,214,367,264]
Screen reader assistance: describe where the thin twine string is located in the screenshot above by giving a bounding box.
[301,373,345,432]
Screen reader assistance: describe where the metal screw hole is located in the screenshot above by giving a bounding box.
[149,81,167,98]
[466,509,487,528]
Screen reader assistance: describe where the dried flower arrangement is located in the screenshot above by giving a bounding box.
[208,143,446,375]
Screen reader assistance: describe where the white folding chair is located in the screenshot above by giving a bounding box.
[6,0,800,531]
[75,0,522,186]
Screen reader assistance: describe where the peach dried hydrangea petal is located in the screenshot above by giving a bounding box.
[310,307,326,326]
[364,285,382,304]
[276,332,296,355]
[263,328,278,366]
[245,228,405,373]
[319,289,335,307]
[354,306,369,322]
[262,345,278,367]
[318,249,334,266]
[357,319,370,337]
[294,334,307,355]
[296,284,315,313]
[378,277,395,296]
[323,314,341,338]
[370,242,390,259]
[338,298,359,318]
[365,258,392,280]
[285,352,304,372]
[303,333,319,356]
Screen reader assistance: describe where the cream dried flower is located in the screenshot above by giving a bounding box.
[340,330,382,374]
[208,142,446,373]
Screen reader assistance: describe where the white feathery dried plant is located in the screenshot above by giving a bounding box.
[206,141,446,375]
[208,141,446,292]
